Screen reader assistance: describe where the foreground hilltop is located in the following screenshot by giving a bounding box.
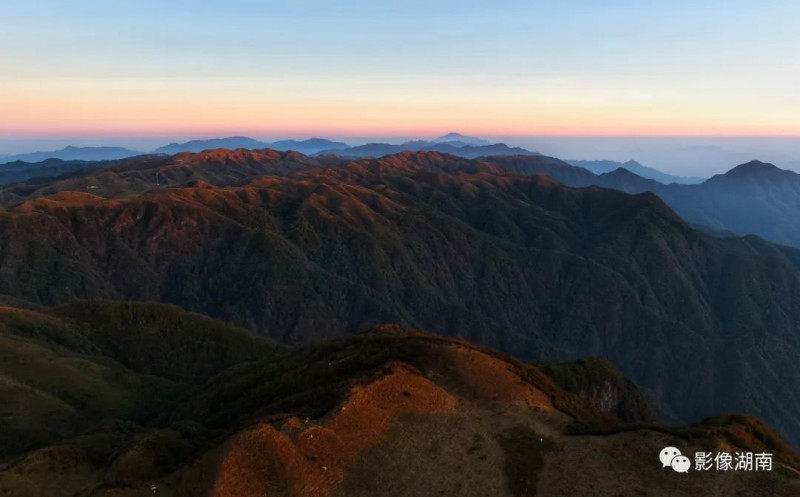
[1,300,797,496]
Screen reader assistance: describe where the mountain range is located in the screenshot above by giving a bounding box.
[0,134,541,188]
[0,133,533,163]
[154,137,351,155]
[318,140,539,159]
[1,299,798,496]
[2,149,800,451]
[154,134,538,159]
[490,155,800,248]
[0,146,142,165]
[566,159,705,184]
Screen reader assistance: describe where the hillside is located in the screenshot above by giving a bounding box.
[0,159,96,186]
[1,150,800,448]
[0,149,331,204]
[0,300,279,457]
[1,312,797,497]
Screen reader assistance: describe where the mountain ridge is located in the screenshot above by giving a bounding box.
[2,150,800,447]
[0,146,143,165]
[155,137,350,155]
[567,159,705,184]
[318,141,539,158]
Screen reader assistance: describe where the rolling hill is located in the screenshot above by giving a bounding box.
[1,150,800,449]
[0,159,95,187]
[1,306,797,497]
[0,300,279,457]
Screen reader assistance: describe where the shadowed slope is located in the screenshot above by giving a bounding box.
[0,300,279,457]
[492,155,800,248]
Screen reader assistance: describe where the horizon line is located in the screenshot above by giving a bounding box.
[3,131,800,140]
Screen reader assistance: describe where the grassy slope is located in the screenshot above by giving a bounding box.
[2,319,796,497]
[0,300,281,457]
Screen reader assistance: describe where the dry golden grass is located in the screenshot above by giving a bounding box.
[180,363,457,497]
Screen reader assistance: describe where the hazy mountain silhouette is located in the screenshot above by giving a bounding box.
[492,155,800,248]
[2,150,800,447]
[0,146,142,165]
[270,137,350,153]
[155,136,349,155]
[432,132,493,146]
[1,301,798,496]
[567,159,705,184]
[155,136,269,154]
[318,140,538,158]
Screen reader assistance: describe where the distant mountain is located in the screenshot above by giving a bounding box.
[0,146,142,165]
[432,132,493,147]
[155,136,350,155]
[705,159,794,184]
[567,159,705,184]
[491,155,800,248]
[155,136,270,154]
[270,137,349,154]
[318,140,538,158]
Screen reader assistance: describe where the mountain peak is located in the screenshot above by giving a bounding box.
[715,160,793,181]
[609,167,640,177]
[701,160,799,192]
[432,133,492,146]
[729,159,779,172]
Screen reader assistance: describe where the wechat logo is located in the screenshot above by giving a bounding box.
[660,446,691,473]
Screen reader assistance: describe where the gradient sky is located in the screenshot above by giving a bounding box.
[2,0,800,138]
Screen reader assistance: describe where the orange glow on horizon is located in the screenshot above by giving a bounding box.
[3,77,800,139]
